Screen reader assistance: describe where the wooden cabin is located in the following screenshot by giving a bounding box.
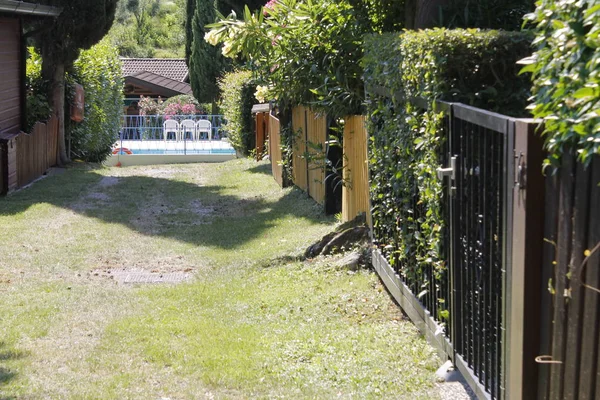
[0,1,61,194]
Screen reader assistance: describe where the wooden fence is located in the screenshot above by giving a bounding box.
[291,105,327,205]
[537,153,600,400]
[0,116,58,194]
[268,112,284,188]
[342,115,369,221]
[17,116,58,187]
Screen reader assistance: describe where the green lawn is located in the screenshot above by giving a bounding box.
[0,159,440,399]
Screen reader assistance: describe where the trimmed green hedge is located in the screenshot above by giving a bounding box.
[68,41,123,162]
[362,29,532,317]
[524,1,600,165]
[219,70,257,155]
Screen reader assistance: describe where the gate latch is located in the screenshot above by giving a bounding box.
[437,157,456,181]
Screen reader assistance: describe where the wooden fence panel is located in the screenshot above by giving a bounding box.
[16,115,59,188]
[268,113,284,188]
[539,153,600,400]
[342,115,369,222]
[306,108,326,205]
[291,106,308,192]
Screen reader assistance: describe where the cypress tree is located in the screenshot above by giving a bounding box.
[188,0,226,104]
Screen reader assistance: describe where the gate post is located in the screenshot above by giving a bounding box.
[506,119,545,399]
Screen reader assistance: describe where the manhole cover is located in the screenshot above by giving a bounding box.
[113,271,190,284]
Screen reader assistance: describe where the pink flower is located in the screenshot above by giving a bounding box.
[263,0,277,15]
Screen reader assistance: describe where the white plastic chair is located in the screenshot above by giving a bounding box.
[195,119,212,141]
[180,119,196,141]
[163,119,180,142]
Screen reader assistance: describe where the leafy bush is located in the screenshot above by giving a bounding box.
[206,0,372,117]
[219,70,257,154]
[25,47,51,132]
[523,1,600,165]
[161,94,207,116]
[362,29,532,316]
[67,41,124,162]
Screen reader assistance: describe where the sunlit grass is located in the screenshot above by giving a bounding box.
[0,159,439,398]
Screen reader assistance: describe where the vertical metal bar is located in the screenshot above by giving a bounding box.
[483,122,490,393]
[500,118,515,399]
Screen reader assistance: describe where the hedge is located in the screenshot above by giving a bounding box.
[219,70,257,155]
[362,29,532,318]
[524,1,600,165]
[68,41,123,162]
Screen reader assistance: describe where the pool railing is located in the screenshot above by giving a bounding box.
[120,114,225,141]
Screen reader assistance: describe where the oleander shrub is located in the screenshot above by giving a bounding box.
[362,29,532,319]
[523,0,600,165]
[67,41,123,162]
[219,70,257,155]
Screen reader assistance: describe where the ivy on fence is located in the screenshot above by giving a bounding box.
[363,28,532,321]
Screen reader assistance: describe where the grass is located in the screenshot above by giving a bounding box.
[0,159,440,399]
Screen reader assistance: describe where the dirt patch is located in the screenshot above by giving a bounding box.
[189,199,214,216]
[98,176,120,187]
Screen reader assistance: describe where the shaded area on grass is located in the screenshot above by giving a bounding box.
[0,342,26,389]
[246,162,273,176]
[0,167,328,251]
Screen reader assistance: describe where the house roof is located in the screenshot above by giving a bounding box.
[0,1,61,17]
[124,71,193,97]
[121,58,189,82]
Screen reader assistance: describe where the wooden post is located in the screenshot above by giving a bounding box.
[506,119,545,400]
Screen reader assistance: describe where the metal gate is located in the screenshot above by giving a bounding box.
[371,96,544,400]
[438,104,514,399]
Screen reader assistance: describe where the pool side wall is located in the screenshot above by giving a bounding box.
[104,153,237,167]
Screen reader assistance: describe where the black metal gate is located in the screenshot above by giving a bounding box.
[438,104,514,399]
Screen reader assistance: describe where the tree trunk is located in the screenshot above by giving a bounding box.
[405,0,450,29]
[41,44,70,166]
[51,63,69,165]
[415,0,449,29]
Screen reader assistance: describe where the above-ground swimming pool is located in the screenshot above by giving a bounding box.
[106,140,237,166]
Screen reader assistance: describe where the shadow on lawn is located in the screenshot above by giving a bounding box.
[0,168,330,250]
[246,162,273,176]
[0,342,26,394]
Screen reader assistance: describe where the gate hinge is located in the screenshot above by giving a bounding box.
[515,151,526,190]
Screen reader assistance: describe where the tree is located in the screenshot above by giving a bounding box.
[32,0,118,164]
[186,0,265,104]
[185,0,197,63]
[188,0,226,104]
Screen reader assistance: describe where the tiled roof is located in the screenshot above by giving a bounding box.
[121,58,189,82]
[125,71,193,96]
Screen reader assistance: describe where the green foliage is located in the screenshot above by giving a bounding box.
[440,0,534,30]
[523,0,600,166]
[67,41,124,162]
[25,48,51,132]
[106,0,186,58]
[35,0,118,64]
[219,70,256,154]
[189,0,228,103]
[206,0,379,118]
[362,29,532,320]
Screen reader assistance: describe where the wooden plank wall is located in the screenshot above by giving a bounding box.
[342,115,369,222]
[291,105,326,205]
[255,112,269,161]
[268,113,284,188]
[0,17,22,136]
[539,153,600,400]
[306,108,326,205]
[291,106,308,192]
